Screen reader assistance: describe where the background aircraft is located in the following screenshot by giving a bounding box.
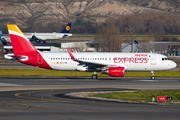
[0,26,11,45]
[0,23,72,44]
[6,25,177,80]
[25,22,72,43]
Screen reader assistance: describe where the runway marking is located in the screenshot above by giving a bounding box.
[25,104,96,112]
[0,103,30,111]
[138,80,158,82]
[137,80,178,82]
[0,83,23,86]
[14,89,73,103]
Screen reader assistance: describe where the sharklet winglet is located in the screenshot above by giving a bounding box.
[67,49,75,60]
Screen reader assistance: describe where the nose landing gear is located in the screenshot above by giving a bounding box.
[151,71,155,80]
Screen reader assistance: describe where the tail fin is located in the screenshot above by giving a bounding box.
[0,26,4,37]
[7,25,37,54]
[61,23,72,33]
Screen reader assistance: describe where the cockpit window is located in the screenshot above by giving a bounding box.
[162,58,170,61]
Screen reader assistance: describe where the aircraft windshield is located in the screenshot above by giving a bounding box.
[162,57,170,61]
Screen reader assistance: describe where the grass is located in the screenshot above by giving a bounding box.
[0,68,96,77]
[89,90,180,103]
[0,68,180,77]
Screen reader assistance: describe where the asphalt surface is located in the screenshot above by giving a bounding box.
[0,77,180,120]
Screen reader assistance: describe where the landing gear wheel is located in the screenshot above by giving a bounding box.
[151,76,155,80]
[151,71,155,80]
[92,74,98,79]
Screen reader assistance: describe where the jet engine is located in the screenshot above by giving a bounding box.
[102,67,125,77]
[30,35,42,43]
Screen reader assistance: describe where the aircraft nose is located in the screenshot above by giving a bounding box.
[171,61,177,69]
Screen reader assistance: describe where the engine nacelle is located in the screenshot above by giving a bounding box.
[102,67,125,77]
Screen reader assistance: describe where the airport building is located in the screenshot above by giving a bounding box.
[121,41,180,57]
[1,41,96,55]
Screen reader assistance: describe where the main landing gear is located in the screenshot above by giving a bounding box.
[91,72,98,79]
[151,71,155,80]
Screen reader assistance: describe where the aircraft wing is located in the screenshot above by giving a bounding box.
[73,58,108,68]
[67,49,116,70]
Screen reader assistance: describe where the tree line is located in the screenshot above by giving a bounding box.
[92,13,180,52]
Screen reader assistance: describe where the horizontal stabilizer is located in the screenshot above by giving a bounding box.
[4,54,28,61]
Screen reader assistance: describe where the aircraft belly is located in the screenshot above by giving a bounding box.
[48,61,76,71]
[126,63,152,71]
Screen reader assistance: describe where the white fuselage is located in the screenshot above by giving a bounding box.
[40,52,176,71]
[4,33,72,43]
[24,33,72,40]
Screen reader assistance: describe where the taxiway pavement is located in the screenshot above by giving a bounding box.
[0,77,180,120]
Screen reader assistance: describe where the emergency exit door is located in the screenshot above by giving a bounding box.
[151,55,156,65]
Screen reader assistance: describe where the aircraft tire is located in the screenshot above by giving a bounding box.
[151,76,155,80]
[92,74,98,79]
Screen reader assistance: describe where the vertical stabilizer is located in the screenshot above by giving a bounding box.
[7,25,37,54]
[61,23,72,33]
[0,26,3,37]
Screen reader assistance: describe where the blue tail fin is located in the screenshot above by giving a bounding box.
[0,26,4,37]
[61,23,72,33]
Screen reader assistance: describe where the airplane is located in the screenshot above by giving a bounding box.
[0,26,11,45]
[25,22,72,43]
[0,23,72,44]
[6,24,177,80]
